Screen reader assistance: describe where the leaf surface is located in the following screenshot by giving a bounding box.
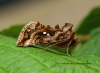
[72,27,100,57]
[0,37,100,73]
[90,27,100,38]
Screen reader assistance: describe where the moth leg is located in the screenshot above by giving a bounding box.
[44,44,50,47]
[66,47,71,57]
[43,43,56,51]
[66,40,72,57]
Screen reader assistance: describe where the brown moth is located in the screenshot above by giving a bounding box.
[16,21,80,56]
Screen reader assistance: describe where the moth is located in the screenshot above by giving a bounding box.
[16,21,80,56]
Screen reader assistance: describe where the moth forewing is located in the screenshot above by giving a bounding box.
[16,22,39,46]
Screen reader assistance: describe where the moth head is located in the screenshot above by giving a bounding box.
[70,36,80,47]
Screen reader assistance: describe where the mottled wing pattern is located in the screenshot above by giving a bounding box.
[16,22,38,46]
[16,22,80,56]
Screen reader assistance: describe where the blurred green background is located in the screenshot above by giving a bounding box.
[0,0,100,30]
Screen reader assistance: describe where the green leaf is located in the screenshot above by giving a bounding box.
[73,33,100,57]
[0,36,100,73]
[90,27,100,38]
[0,24,25,38]
[76,7,100,34]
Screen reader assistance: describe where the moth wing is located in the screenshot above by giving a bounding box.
[62,23,73,32]
[16,22,39,46]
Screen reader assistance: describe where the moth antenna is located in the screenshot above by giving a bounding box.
[43,43,57,51]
